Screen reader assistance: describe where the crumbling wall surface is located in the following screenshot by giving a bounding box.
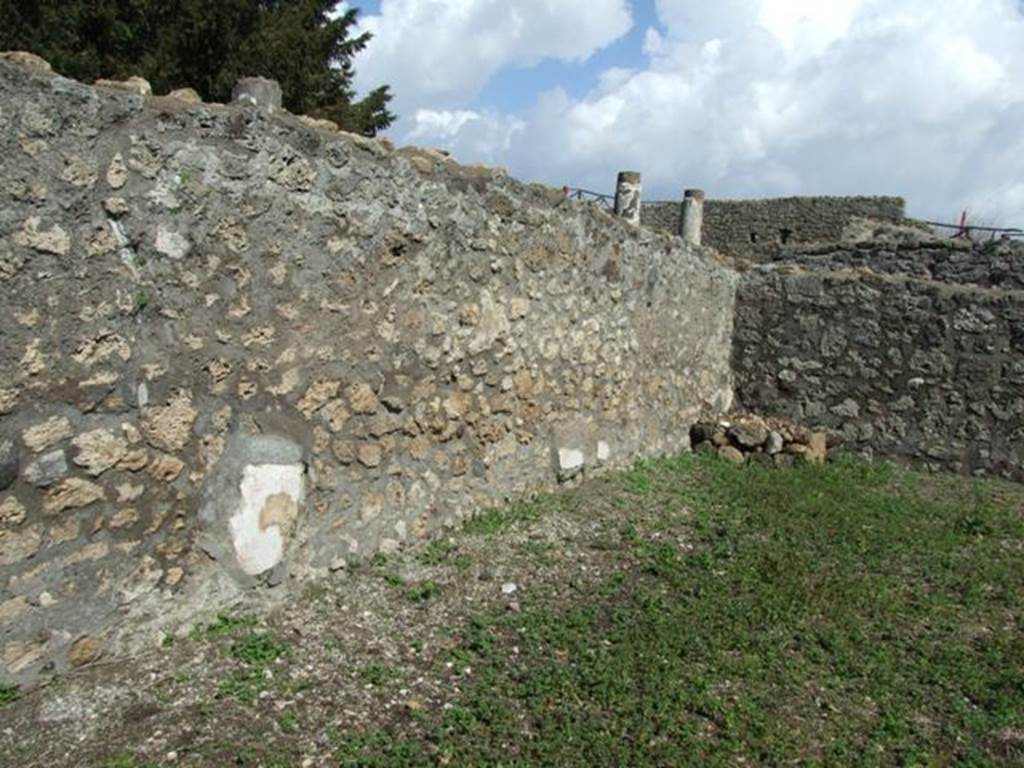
[643,196,906,257]
[774,237,1024,290]
[0,60,737,684]
[733,266,1024,479]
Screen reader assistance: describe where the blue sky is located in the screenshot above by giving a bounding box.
[351,0,658,113]
[349,1,1024,224]
[475,3,658,113]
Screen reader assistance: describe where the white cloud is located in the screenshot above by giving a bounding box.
[364,0,1024,225]
[409,108,525,162]
[353,0,633,108]
[409,109,481,140]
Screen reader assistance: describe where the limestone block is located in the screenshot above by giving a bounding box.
[557,447,585,481]
[4,640,44,674]
[806,432,828,464]
[141,391,197,453]
[167,87,202,104]
[104,196,130,216]
[0,596,29,625]
[71,429,128,476]
[47,516,81,546]
[468,290,510,355]
[357,444,383,468]
[61,154,97,188]
[297,380,341,417]
[147,453,184,483]
[298,115,339,132]
[718,445,746,464]
[0,51,52,73]
[154,227,191,260]
[108,508,140,529]
[14,216,70,255]
[95,76,152,96]
[67,636,102,667]
[0,524,42,565]
[321,400,351,432]
[231,77,282,111]
[729,419,768,449]
[22,417,73,453]
[348,383,380,415]
[0,496,27,526]
[106,153,128,190]
[44,478,105,514]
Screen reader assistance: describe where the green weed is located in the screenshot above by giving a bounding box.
[0,684,18,707]
[331,454,1024,766]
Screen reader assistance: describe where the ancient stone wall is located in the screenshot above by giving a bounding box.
[0,60,736,685]
[772,237,1024,290]
[643,196,906,258]
[732,266,1024,479]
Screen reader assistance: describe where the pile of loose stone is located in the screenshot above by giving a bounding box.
[690,414,830,466]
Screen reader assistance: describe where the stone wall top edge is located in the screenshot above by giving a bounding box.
[0,55,733,283]
[646,195,906,207]
[0,57,560,211]
[745,262,1024,299]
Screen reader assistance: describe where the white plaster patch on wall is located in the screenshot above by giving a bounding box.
[228,463,305,575]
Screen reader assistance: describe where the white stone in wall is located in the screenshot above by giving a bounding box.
[597,441,611,463]
[154,227,191,259]
[229,464,305,576]
[557,447,585,478]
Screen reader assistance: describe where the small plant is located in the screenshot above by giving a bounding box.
[624,462,653,495]
[521,540,551,559]
[416,539,458,566]
[230,632,288,666]
[0,683,18,707]
[278,710,300,735]
[132,289,149,315]
[216,629,289,702]
[189,613,257,640]
[98,756,157,768]
[405,580,440,602]
[463,496,556,535]
[359,662,395,686]
[218,668,266,703]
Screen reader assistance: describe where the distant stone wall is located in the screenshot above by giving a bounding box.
[773,237,1024,290]
[732,267,1024,479]
[0,59,737,685]
[643,196,906,258]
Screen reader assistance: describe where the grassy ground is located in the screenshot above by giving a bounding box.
[1,455,1022,767]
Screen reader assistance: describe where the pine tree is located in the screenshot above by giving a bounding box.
[0,0,394,136]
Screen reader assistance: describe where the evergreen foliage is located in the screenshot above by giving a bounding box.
[0,0,394,135]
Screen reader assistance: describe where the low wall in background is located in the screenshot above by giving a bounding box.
[772,237,1024,290]
[732,265,1024,479]
[643,196,907,258]
[0,59,737,685]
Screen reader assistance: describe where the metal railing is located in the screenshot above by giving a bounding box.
[923,220,1024,241]
[559,186,614,209]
